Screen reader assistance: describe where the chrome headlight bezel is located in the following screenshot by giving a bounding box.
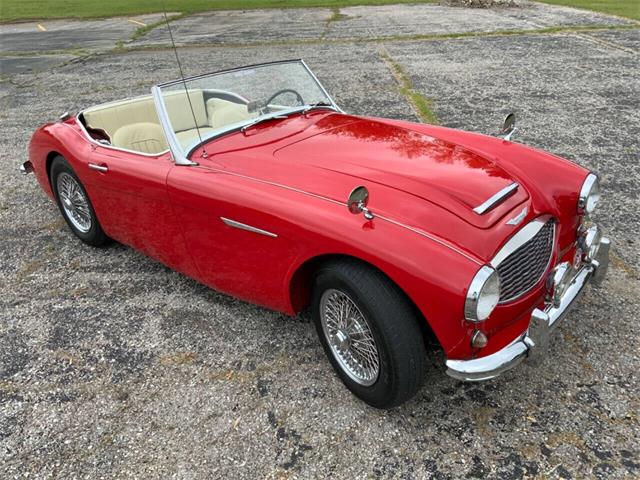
[464,265,501,322]
[578,173,600,215]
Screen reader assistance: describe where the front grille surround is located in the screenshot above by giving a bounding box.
[493,218,556,304]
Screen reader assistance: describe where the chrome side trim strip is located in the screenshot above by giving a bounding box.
[200,166,481,265]
[205,167,347,207]
[221,217,278,238]
[473,182,519,215]
[375,214,483,266]
[88,163,108,172]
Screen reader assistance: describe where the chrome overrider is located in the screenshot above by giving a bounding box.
[446,232,610,382]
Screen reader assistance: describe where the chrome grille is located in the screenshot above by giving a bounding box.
[497,219,555,303]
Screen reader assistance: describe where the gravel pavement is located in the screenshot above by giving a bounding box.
[1,2,639,479]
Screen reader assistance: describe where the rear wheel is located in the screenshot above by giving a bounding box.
[312,259,426,409]
[51,156,108,246]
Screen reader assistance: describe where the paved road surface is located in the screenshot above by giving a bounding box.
[1,2,639,478]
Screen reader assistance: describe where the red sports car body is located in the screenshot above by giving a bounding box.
[24,60,609,408]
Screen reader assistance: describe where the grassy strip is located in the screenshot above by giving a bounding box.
[122,23,640,50]
[2,0,638,24]
[536,1,640,22]
[379,48,438,124]
[0,0,438,23]
[327,7,351,23]
[1,22,636,58]
[131,13,184,41]
[0,48,91,57]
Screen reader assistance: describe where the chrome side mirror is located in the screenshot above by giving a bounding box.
[499,113,517,141]
[347,186,374,220]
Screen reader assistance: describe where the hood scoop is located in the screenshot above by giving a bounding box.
[473,183,519,215]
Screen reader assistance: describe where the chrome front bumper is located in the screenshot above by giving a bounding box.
[446,236,610,382]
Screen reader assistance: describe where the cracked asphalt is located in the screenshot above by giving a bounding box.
[1,2,639,479]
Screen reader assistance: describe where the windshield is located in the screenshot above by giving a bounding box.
[153,60,336,157]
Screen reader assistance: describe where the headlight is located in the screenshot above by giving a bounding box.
[464,266,501,322]
[578,173,600,215]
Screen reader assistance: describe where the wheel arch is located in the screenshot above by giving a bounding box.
[288,253,438,347]
[45,151,63,189]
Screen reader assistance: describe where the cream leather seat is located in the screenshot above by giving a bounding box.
[84,95,160,138]
[82,89,256,154]
[207,98,255,129]
[112,122,168,155]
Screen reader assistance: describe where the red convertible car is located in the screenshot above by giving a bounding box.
[24,60,609,408]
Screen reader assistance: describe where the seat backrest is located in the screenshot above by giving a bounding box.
[164,89,209,132]
[112,122,168,155]
[206,98,253,129]
[83,95,159,138]
[83,89,209,140]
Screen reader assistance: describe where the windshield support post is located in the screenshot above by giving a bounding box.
[300,59,343,113]
[151,85,198,166]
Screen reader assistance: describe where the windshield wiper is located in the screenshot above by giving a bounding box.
[240,114,289,133]
[302,101,334,115]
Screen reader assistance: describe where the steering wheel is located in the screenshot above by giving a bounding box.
[265,89,305,109]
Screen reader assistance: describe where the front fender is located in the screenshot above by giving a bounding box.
[281,200,482,360]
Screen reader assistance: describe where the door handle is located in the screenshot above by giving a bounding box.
[88,163,108,173]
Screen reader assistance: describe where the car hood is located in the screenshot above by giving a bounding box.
[274,118,528,229]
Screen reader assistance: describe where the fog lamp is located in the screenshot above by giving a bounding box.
[545,261,573,308]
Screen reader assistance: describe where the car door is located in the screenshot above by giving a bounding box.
[165,160,305,312]
[83,145,195,275]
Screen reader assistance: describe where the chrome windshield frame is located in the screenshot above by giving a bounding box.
[151,85,194,166]
[152,59,342,165]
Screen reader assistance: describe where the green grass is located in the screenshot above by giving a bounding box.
[2,0,638,23]
[379,49,438,124]
[130,13,184,41]
[0,0,438,23]
[537,1,640,21]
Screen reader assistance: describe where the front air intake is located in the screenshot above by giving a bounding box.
[496,219,555,303]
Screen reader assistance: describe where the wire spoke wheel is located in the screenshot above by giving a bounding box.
[57,172,92,233]
[320,288,380,386]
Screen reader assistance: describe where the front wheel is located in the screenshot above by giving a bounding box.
[51,156,108,246]
[312,259,427,409]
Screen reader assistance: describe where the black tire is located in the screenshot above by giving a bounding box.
[50,156,108,246]
[311,259,426,409]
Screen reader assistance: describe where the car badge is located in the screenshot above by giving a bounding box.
[506,206,528,226]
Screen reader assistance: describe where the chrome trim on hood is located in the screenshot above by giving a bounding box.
[473,182,519,215]
[198,165,482,266]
